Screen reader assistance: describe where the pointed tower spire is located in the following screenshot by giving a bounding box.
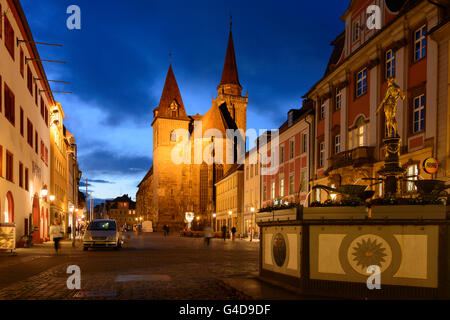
[154,63,188,120]
[218,26,242,92]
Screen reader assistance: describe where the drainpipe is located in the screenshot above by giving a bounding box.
[305,111,314,207]
[427,0,447,17]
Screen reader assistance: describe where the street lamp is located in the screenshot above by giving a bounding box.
[49,195,55,202]
[185,212,194,230]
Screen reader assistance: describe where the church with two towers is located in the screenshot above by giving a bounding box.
[136,26,248,231]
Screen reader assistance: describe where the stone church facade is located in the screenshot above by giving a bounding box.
[136,27,248,231]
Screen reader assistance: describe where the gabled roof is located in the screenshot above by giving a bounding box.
[201,102,238,136]
[218,30,241,88]
[137,166,153,188]
[154,64,189,119]
[216,163,244,184]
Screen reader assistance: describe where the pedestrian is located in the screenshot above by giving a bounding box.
[49,218,64,254]
[204,226,213,246]
[166,225,170,236]
[221,225,227,241]
[163,224,168,236]
[231,226,236,241]
[67,225,72,239]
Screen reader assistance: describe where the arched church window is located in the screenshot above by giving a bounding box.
[170,130,177,142]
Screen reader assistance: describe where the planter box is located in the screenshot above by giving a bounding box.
[370,205,446,220]
[256,207,299,223]
[303,206,368,220]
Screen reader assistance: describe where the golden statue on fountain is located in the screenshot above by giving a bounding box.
[376,78,407,198]
[376,77,406,138]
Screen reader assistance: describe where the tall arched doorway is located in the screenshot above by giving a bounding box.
[3,192,14,223]
[32,194,41,243]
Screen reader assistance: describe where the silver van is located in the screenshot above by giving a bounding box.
[83,219,122,251]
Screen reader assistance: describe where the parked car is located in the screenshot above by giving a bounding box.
[83,219,122,251]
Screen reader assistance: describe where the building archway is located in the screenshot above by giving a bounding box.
[3,192,14,223]
[32,194,41,244]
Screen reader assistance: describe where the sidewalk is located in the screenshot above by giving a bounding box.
[0,239,83,258]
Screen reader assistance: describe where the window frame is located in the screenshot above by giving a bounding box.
[319,141,325,168]
[334,134,341,154]
[356,68,367,98]
[412,94,425,134]
[335,87,342,111]
[414,25,427,62]
[4,83,15,126]
[5,150,13,183]
[385,49,395,79]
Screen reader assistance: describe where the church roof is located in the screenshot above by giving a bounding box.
[218,30,241,88]
[137,166,153,188]
[154,64,189,119]
[200,102,238,136]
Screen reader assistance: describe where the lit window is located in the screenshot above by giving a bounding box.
[319,142,325,168]
[356,68,367,97]
[413,94,425,133]
[271,182,275,200]
[289,175,294,195]
[300,171,307,193]
[349,117,367,149]
[280,178,284,197]
[385,49,395,79]
[263,184,267,201]
[334,135,341,154]
[406,165,418,192]
[335,88,342,110]
[414,25,426,62]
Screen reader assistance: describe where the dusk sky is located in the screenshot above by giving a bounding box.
[20,0,345,202]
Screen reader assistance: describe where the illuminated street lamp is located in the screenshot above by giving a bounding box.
[49,195,55,202]
[41,186,48,198]
[185,212,194,230]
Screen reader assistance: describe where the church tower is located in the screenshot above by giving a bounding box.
[151,64,192,230]
[213,26,248,133]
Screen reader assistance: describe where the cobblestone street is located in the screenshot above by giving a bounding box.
[0,233,259,300]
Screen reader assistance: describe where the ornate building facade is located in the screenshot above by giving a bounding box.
[137,27,248,231]
[305,0,447,201]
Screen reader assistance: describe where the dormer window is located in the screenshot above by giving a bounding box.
[170,100,179,118]
[288,111,294,126]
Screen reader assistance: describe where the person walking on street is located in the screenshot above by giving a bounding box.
[231,226,237,241]
[204,226,213,246]
[221,225,227,241]
[49,218,64,254]
[67,225,72,239]
[163,225,168,237]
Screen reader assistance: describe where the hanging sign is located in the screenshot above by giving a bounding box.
[423,158,439,174]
